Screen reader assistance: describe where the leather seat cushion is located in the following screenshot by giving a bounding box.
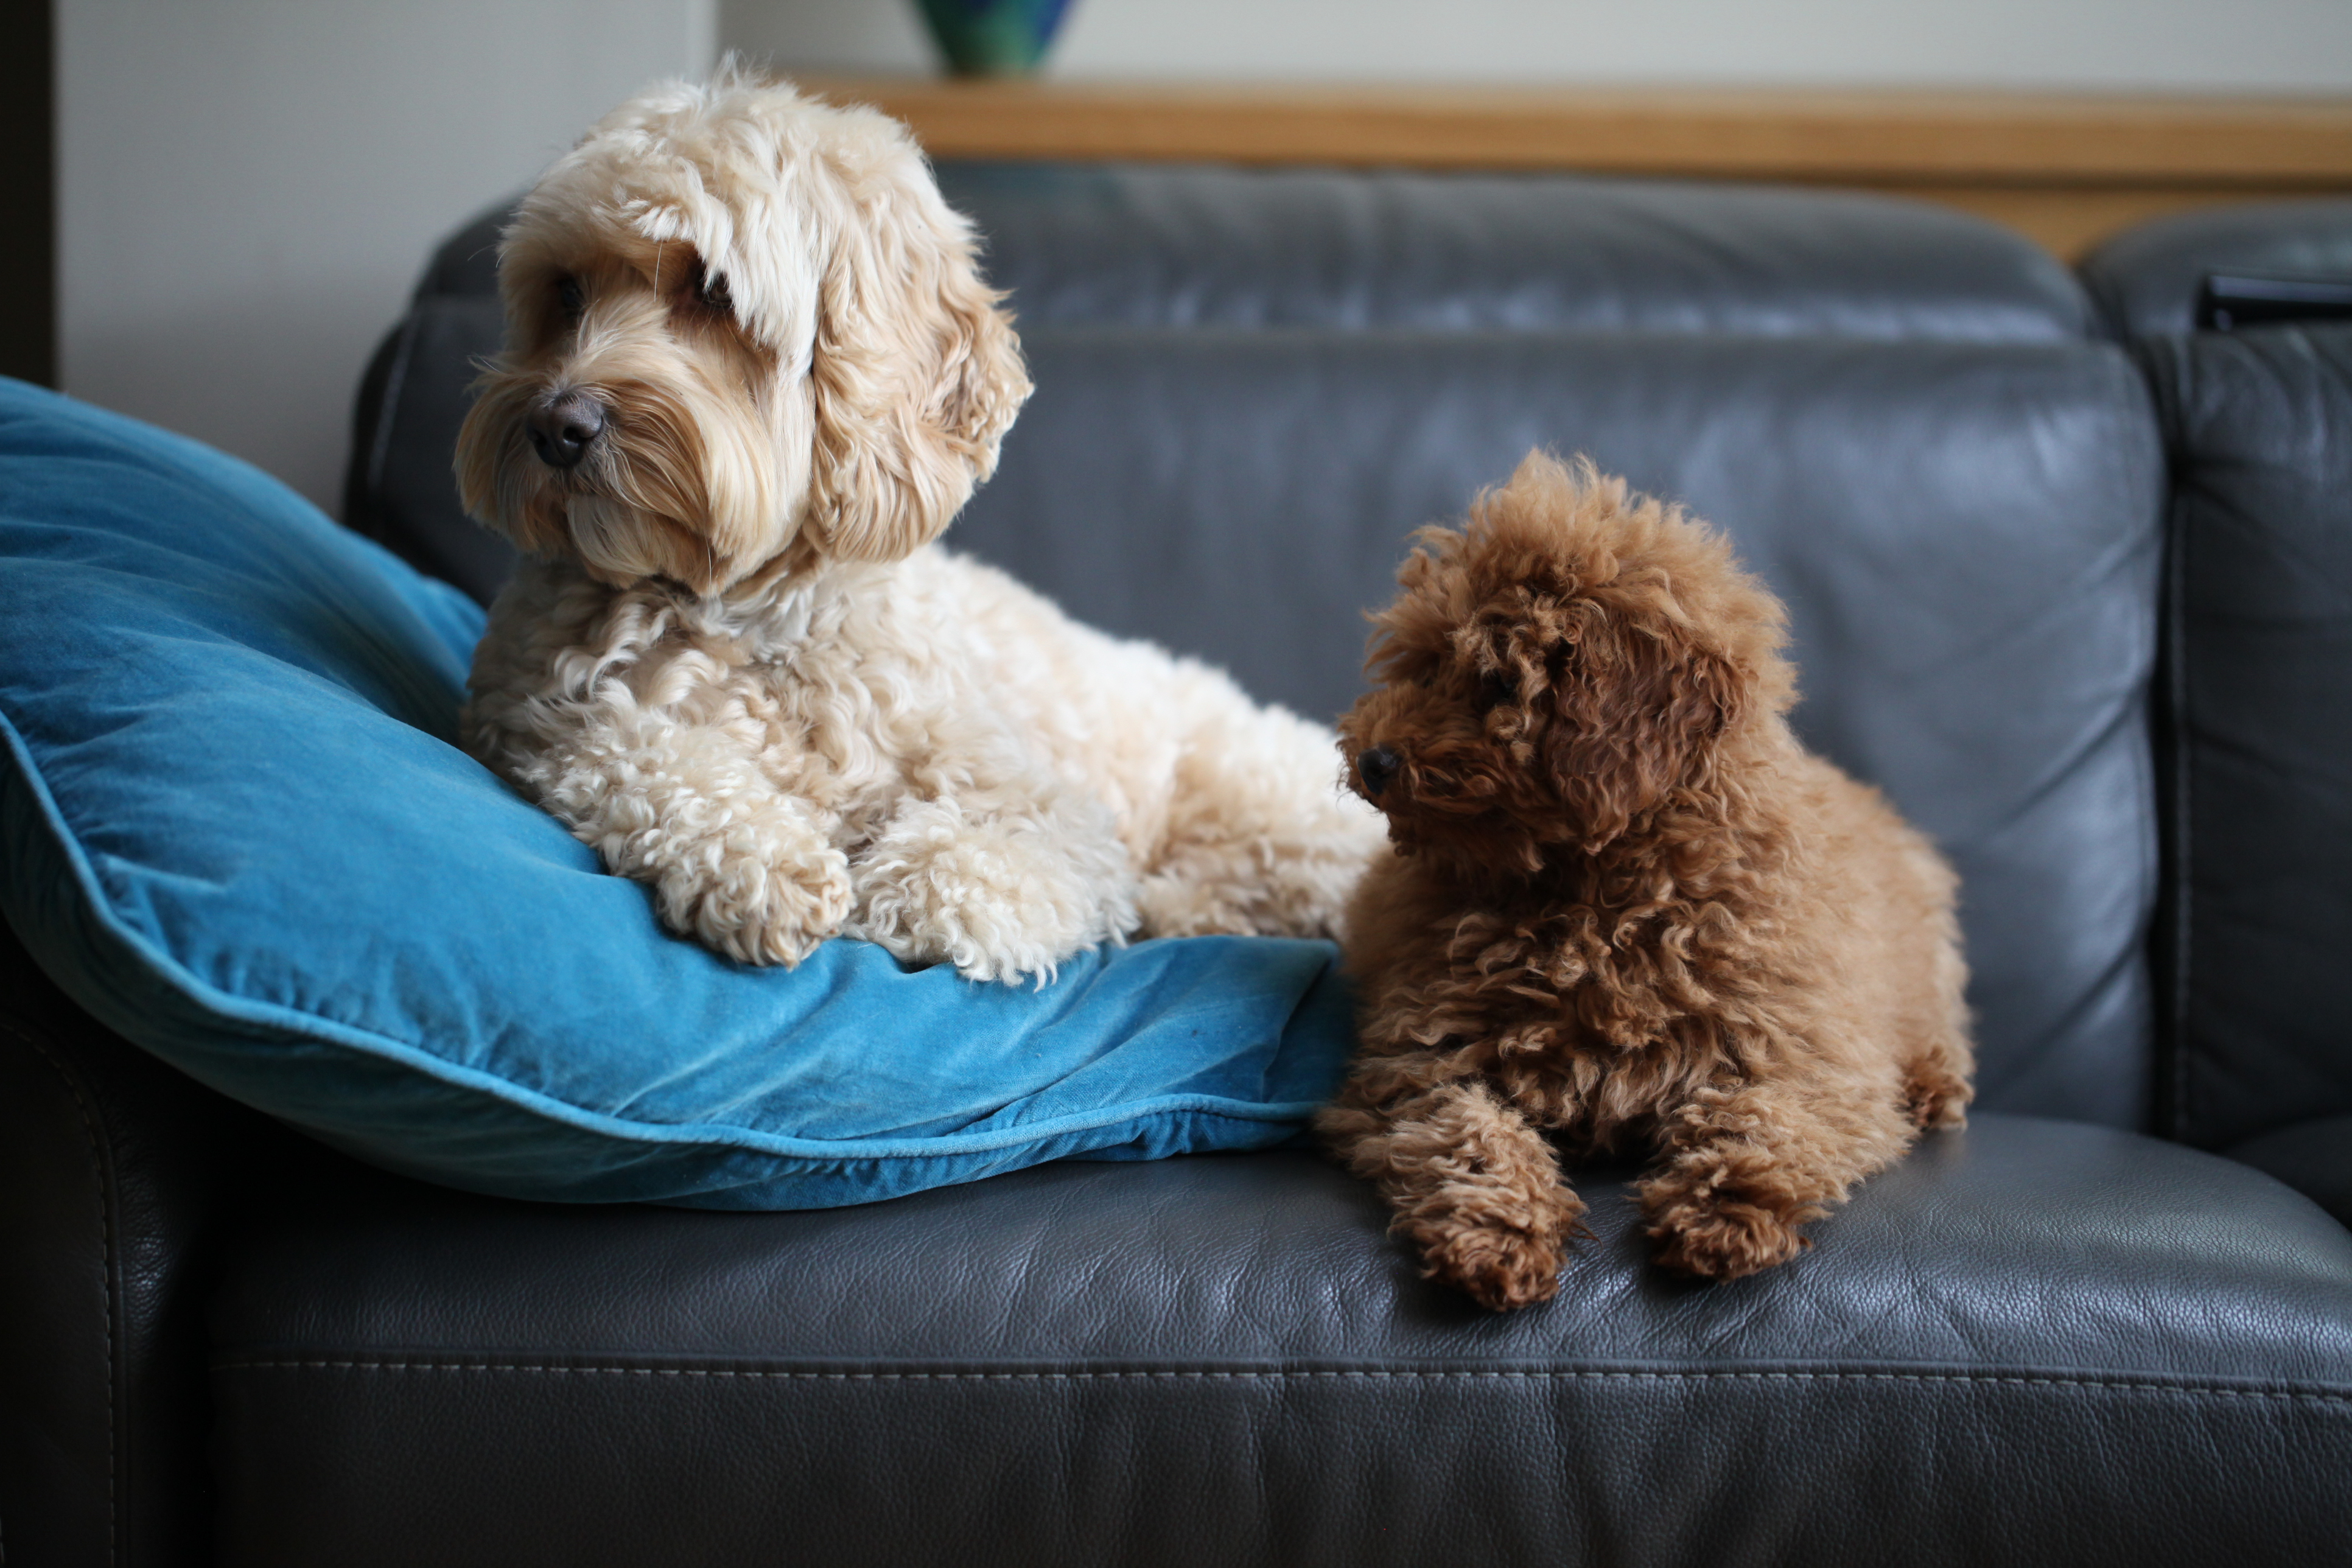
[2233,1116,2352,1228]
[209,1114,2352,1567]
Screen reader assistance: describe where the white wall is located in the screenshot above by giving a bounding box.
[58,0,2351,514]
[59,1,718,513]
[727,0,2352,93]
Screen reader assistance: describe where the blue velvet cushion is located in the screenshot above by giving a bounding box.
[0,378,1353,1207]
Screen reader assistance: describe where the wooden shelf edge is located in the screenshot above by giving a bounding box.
[802,77,2352,186]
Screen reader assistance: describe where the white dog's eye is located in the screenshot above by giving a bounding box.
[554,275,584,317]
[693,261,732,315]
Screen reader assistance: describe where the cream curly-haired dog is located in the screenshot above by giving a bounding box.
[456,72,1382,981]
[1320,453,1972,1306]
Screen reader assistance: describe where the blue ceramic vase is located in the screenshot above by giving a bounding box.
[916,0,1074,76]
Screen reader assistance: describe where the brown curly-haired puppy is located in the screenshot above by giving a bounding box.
[1318,452,1973,1309]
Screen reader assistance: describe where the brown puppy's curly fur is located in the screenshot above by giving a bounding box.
[1319,452,1973,1309]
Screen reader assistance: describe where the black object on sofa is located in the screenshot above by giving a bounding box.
[9,167,2352,1566]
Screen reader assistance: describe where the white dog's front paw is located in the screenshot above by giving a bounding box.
[1134,872,1256,940]
[848,800,1137,985]
[1137,789,1388,940]
[652,833,852,967]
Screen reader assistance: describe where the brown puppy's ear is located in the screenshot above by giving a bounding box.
[1539,623,1743,849]
[805,164,1032,562]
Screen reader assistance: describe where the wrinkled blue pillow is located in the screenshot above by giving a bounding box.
[0,378,1354,1207]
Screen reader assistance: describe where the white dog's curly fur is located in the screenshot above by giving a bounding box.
[455,72,1382,982]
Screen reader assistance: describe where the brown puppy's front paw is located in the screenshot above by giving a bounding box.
[1643,1185,1810,1281]
[1410,1217,1569,1311]
[1902,1066,1973,1130]
[1342,1077,1586,1311]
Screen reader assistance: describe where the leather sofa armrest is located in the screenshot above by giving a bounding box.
[2230,1118,2352,1229]
[0,918,323,1567]
[2078,199,2352,341]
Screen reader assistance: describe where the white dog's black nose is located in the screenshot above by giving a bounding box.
[1356,746,1402,799]
[526,391,607,471]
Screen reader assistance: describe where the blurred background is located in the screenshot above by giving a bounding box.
[740,0,2352,86]
[4,0,2349,514]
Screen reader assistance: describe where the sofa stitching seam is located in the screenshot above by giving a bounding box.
[2166,464,2197,1144]
[6,1018,120,1568]
[212,1362,2352,1401]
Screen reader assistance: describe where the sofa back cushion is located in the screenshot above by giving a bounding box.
[2078,198,2352,341]
[349,163,2165,1128]
[2077,201,2352,1148]
[934,162,2095,340]
[2137,325,2352,1148]
[967,327,2164,1125]
[358,164,2097,608]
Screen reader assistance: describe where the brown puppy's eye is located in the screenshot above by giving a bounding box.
[1477,667,1516,710]
[554,275,584,316]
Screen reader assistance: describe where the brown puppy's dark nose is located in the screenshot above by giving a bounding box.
[525,391,606,471]
[1356,746,1402,799]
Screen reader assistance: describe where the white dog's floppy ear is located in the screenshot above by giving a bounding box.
[805,167,1031,562]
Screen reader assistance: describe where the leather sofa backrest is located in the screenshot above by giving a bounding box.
[2084,202,2352,1148]
[346,163,2165,1129]
[2078,199,2352,341]
[354,163,2098,608]
[934,163,2096,340]
[2140,325,2352,1149]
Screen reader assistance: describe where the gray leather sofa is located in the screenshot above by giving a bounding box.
[7,167,2352,1566]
